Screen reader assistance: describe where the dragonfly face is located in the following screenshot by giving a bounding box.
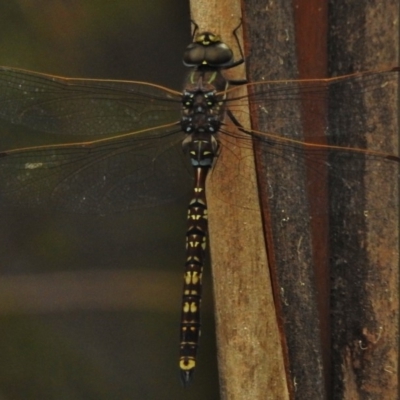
[0,25,398,387]
[182,31,234,68]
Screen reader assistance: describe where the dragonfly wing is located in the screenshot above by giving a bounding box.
[213,68,399,217]
[0,128,191,214]
[225,68,398,153]
[0,66,181,136]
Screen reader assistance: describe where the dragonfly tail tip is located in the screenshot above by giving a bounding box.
[180,369,194,387]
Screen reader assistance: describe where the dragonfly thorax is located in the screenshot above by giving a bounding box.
[180,89,224,134]
[181,80,222,167]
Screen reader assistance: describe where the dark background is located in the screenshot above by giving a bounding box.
[0,1,219,399]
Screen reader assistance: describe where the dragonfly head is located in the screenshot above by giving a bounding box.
[183,31,234,68]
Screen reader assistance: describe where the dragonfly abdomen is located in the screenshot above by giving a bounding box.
[179,166,209,385]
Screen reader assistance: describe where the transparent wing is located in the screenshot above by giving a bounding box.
[225,68,398,152]
[212,67,399,218]
[0,66,181,136]
[0,66,191,213]
[0,127,191,214]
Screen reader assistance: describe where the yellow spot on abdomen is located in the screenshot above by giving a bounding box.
[180,358,196,370]
[184,272,191,285]
[191,271,199,284]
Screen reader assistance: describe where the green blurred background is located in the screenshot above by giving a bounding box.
[0,1,219,399]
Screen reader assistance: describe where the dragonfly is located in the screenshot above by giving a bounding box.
[0,24,398,385]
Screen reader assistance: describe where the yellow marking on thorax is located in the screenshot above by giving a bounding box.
[206,71,217,84]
